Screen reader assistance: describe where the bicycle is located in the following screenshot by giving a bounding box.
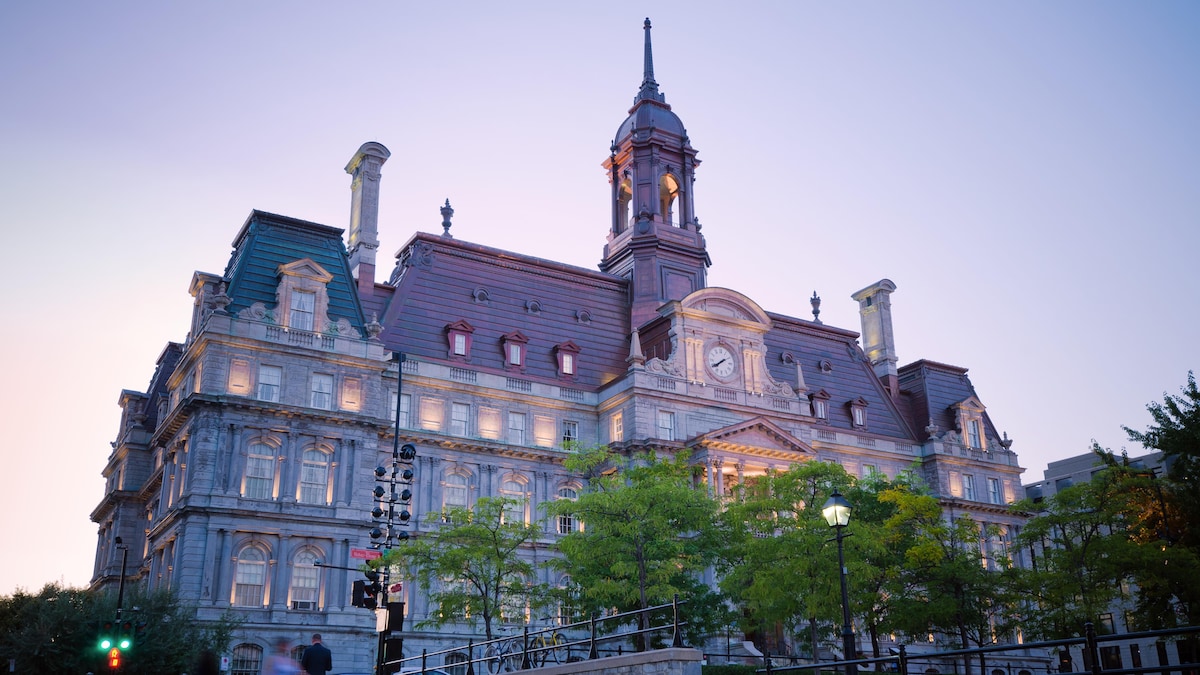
[484,636,521,674]
[531,630,568,666]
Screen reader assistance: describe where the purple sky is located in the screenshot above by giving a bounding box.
[2,2,1197,595]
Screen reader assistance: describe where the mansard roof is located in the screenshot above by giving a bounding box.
[899,359,1001,442]
[222,210,365,331]
[379,233,631,388]
[763,313,919,442]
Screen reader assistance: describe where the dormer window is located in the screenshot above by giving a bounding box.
[554,341,581,379]
[276,258,333,333]
[445,320,475,361]
[953,397,988,451]
[502,331,529,371]
[848,397,869,428]
[968,420,983,449]
[810,390,831,420]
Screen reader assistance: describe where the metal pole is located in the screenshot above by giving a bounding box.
[836,525,855,675]
[115,538,129,620]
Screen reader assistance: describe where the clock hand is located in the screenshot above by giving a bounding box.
[713,358,727,367]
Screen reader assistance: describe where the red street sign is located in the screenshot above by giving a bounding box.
[389,582,403,593]
[351,548,382,560]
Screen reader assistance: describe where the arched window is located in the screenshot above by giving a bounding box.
[290,549,320,611]
[298,448,331,505]
[445,651,470,675]
[659,173,679,225]
[243,442,277,500]
[556,487,578,535]
[500,478,528,524]
[443,473,469,511]
[231,643,263,675]
[233,546,267,607]
[556,574,576,626]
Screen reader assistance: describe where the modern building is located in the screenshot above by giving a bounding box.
[91,20,1030,675]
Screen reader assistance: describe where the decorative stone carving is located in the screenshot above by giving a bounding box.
[324,317,361,339]
[238,302,275,323]
[365,313,383,341]
[645,356,681,377]
[212,282,232,314]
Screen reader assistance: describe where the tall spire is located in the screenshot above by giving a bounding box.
[636,18,665,104]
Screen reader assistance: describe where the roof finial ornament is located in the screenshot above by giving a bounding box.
[636,18,665,104]
[810,291,822,323]
[440,199,454,238]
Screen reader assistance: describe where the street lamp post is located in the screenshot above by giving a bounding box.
[822,490,855,675]
[113,537,129,619]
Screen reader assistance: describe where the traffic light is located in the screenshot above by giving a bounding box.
[118,619,133,650]
[98,619,115,650]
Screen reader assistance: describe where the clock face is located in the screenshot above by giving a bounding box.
[706,345,736,379]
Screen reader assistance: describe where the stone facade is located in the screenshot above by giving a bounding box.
[91,21,1030,675]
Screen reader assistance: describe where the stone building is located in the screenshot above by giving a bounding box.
[91,20,1028,675]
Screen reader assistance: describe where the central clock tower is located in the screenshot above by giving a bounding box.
[600,19,710,331]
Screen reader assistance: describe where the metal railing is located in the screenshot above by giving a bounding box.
[755,623,1200,675]
[386,596,688,674]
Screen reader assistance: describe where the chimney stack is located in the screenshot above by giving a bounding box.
[852,279,899,397]
[345,142,391,297]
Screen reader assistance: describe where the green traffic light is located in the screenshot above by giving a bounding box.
[118,638,132,650]
[100,638,113,649]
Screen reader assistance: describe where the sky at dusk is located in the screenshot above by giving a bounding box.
[1,2,1197,595]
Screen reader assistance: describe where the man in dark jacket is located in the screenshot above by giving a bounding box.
[300,633,332,675]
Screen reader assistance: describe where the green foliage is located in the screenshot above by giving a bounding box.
[383,495,547,640]
[0,584,239,675]
[546,446,723,648]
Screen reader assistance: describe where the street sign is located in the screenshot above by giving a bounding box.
[351,547,383,560]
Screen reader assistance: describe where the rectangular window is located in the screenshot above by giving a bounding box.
[290,290,315,331]
[611,412,624,442]
[852,407,865,426]
[562,420,578,446]
[987,477,1002,504]
[257,365,282,402]
[299,450,330,505]
[453,333,467,356]
[310,373,334,410]
[341,377,362,409]
[963,474,977,501]
[234,558,266,606]
[450,402,471,436]
[244,453,275,500]
[508,412,526,445]
[508,343,522,366]
[861,464,877,478]
[656,411,675,441]
[814,399,828,420]
[290,563,319,610]
[968,419,982,448]
[562,353,575,375]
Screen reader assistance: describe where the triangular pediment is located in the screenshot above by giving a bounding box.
[278,258,334,283]
[689,416,814,460]
[952,395,986,413]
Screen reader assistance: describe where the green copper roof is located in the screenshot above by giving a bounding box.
[222,210,365,331]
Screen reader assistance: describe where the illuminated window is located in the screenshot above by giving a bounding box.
[228,358,251,395]
[508,412,526,445]
[500,479,528,524]
[310,373,333,410]
[290,291,315,331]
[611,412,624,442]
[257,365,282,402]
[443,473,469,510]
[233,547,267,606]
[555,341,581,378]
[657,411,675,441]
[450,403,471,436]
[290,550,320,610]
[243,443,276,500]
[557,487,578,534]
[298,449,331,505]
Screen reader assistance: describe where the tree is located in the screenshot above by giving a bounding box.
[546,446,722,649]
[0,584,238,675]
[880,490,1011,675]
[717,460,852,658]
[384,496,546,641]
